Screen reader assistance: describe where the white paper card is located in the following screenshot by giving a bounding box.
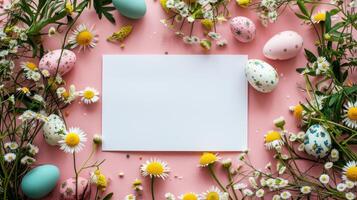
[102,55,248,151]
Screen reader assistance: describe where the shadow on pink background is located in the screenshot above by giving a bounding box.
[30,0,320,199]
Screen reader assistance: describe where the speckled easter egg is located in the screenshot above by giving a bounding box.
[245,59,279,93]
[59,177,90,200]
[43,114,66,146]
[304,124,332,158]
[263,31,303,60]
[21,165,60,199]
[39,49,76,76]
[230,16,256,43]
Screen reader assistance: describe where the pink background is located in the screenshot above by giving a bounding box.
[34,1,318,199]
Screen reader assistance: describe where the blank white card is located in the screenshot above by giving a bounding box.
[102,55,248,151]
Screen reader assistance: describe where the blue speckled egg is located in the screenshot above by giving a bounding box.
[304,124,332,158]
[21,165,60,199]
[113,0,147,19]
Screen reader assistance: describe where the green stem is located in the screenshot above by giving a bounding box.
[150,178,155,200]
[226,168,238,200]
[73,152,78,200]
[208,165,233,200]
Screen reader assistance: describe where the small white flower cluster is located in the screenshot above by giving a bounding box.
[3,142,38,165]
[257,0,281,26]
[18,110,48,123]
[314,57,331,75]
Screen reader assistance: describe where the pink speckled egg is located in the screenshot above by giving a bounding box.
[39,49,76,76]
[263,31,303,60]
[230,16,256,43]
[59,177,90,200]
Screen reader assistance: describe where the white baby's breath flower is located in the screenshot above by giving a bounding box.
[272,194,281,200]
[324,162,333,170]
[345,180,355,189]
[346,192,356,200]
[300,186,311,194]
[4,153,16,163]
[319,174,330,184]
[255,189,265,198]
[297,131,305,140]
[208,32,221,40]
[124,194,136,200]
[21,156,36,165]
[280,191,291,199]
[4,142,18,150]
[242,189,253,196]
[248,177,258,189]
[165,192,176,200]
[336,183,346,192]
[233,183,247,190]
[221,158,232,168]
[289,133,297,142]
[27,143,39,155]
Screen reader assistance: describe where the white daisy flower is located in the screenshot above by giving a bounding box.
[346,192,356,200]
[200,186,224,200]
[68,24,98,52]
[300,186,311,194]
[124,194,136,200]
[272,194,281,200]
[33,94,44,103]
[20,156,36,165]
[255,189,265,198]
[21,61,41,81]
[56,85,78,104]
[79,87,99,104]
[140,158,170,179]
[264,131,284,150]
[280,191,291,199]
[178,192,199,200]
[27,143,39,155]
[343,101,357,129]
[59,127,87,153]
[248,177,258,189]
[165,192,176,200]
[4,153,16,163]
[330,149,339,162]
[342,161,357,184]
[324,162,333,170]
[311,10,326,24]
[242,189,253,197]
[345,180,355,189]
[336,183,346,192]
[4,142,18,150]
[319,174,330,184]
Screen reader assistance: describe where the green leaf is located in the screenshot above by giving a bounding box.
[325,12,331,32]
[304,49,317,63]
[102,193,114,200]
[297,0,309,17]
[295,13,309,20]
[93,0,116,24]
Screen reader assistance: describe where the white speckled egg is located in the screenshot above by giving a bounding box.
[304,124,332,158]
[43,114,66,146]
[245,59,279,93]
[39,49,76,76]
[263,31,303,60]
[230,16,256,43]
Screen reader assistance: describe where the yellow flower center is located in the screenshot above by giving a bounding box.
[26,62,38,71]
[146,162,164,175]
[183,193,197,200]
[346,166,357,181]
[265,131,281,143]
[313,12,326,22]
[83,90,95,99]
[21,87,30,94]
[76,31,93,46]
[293,104,303,119]
[206,192,219,200]
[347,107,357,121]
[62,91,69,99]
[199,153,217,166]
[65,132,80,147]
[65,2,74,14]
[237,0,251,7]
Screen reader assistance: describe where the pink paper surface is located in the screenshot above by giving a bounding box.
[35,1,317,199]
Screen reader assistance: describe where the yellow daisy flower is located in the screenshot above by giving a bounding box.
[140,158,170,179]
[342,161,357,184]
[59,127,87,153]
[264,131,284,150]
[179,192,199,200]
[343,101,357,129]
[311,10,326,23]
[199,152,220,167]
[68,24,98,52]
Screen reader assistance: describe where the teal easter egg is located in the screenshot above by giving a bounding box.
[21,165,60,199]
[304,124,332,158]
[113,0,147,19]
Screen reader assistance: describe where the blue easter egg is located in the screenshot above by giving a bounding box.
[113,0,147,19]
[21,164,60,199]
[304,124,332,158]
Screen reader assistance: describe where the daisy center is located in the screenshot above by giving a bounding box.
[146,162,164,175]
[65,132,80,147]
[313,13,326,22]
[200,153,217,166]
[346,166,357,181]
[347,107,357,121]
[21,87,30,94]
[265,131,281,143]
[26,62,38,71]
[62,91,70,99]
[206,192,219,200]
[76,31,93,46]
[83,90,95,99]
[293,104,303,119]
[183,194,197,200]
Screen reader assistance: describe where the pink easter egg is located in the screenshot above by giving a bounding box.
[39,49,76,76]
[59,177,90,200]
[230,16,256,43]
[263,31,304,60]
